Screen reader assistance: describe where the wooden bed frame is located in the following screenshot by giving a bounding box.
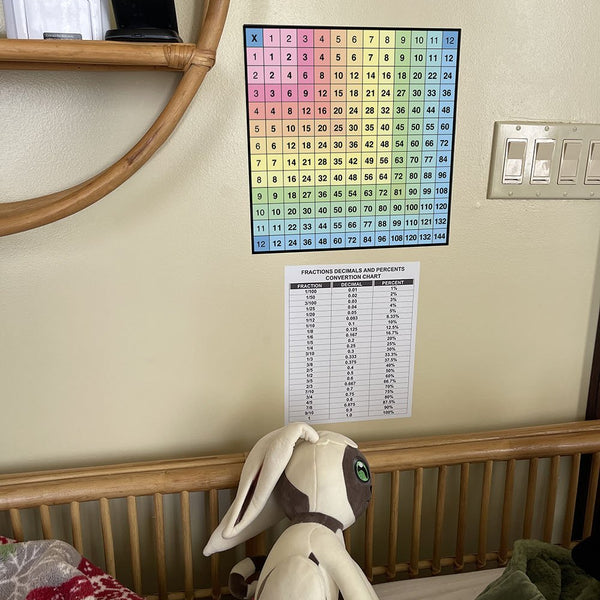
[1,420,599,600]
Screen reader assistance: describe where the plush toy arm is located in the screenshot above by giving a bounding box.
[312,528,379,600]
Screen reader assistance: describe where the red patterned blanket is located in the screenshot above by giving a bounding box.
[0,537,142,600]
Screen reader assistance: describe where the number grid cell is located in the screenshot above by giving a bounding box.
[245,26,460,253]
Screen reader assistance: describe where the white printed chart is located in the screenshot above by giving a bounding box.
[285,262,419,423]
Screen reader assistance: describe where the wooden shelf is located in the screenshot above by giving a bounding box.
[0,0,229,237]
[0,38,215,71]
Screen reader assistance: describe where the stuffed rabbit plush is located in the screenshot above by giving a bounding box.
[203,422,378,600]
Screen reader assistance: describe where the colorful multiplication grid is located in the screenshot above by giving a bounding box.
[244,26,460,253]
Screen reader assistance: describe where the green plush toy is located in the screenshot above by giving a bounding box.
[203,423,377,600]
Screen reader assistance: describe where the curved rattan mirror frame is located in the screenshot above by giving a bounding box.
[0,0,230,236]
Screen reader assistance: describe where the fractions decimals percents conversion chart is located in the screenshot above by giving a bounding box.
[244,26,460,253]
[285,262,419,424]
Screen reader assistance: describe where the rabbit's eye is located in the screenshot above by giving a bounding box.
[354,459,370,483]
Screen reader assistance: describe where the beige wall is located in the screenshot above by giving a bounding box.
[1,1,599,473]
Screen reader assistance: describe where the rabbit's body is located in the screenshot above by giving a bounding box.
[258,554,326,599]
[255,523,377,600]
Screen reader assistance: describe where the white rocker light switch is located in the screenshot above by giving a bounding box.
[530,139,555,184]
[502,139,527,184]
[585,141,600,184]
[558,140,582,184]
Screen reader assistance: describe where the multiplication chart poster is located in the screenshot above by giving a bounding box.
[285,262,419,424]
[244,26,460,253]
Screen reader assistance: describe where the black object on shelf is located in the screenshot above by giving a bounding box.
[105,0,182,43]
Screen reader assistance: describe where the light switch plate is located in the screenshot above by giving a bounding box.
[488,121,600,199]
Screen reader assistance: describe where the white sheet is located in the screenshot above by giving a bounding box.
[374,569,503,600]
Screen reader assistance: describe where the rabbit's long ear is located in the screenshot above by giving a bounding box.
[203,423,319,556]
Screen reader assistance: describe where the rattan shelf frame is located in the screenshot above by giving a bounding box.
[0,0,230,236]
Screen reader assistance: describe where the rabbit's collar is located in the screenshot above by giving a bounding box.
[290,512,343,533]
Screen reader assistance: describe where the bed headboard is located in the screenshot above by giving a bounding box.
[1,420,599,599]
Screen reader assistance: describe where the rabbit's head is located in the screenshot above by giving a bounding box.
[275,430,372,530]
[203,423,372,555]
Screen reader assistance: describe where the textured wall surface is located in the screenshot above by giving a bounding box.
[1,1,599,472]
